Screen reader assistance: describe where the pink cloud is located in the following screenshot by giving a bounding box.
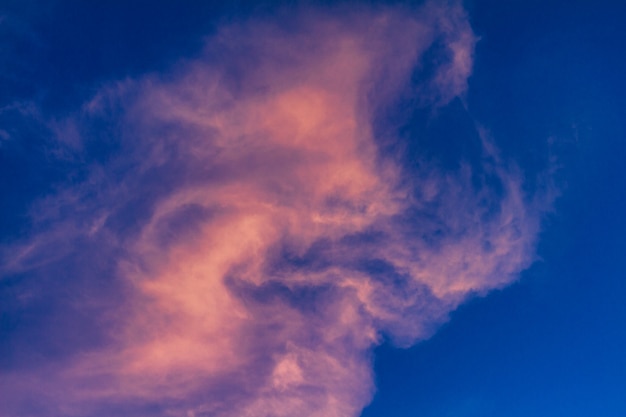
[0,2,552,417]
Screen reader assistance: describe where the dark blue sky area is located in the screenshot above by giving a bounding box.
[365,0,626,415]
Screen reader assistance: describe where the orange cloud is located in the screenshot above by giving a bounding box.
[0,3,551,417]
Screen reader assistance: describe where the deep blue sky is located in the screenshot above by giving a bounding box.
[1,1,625,416]
[365,0,626,415]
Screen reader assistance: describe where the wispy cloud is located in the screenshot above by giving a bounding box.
[0,2,551,417]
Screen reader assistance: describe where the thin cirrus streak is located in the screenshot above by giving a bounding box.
[0,2,550,417]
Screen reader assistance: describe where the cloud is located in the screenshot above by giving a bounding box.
[0,2,551,417]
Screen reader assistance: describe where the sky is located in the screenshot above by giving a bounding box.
[0,1,625,416]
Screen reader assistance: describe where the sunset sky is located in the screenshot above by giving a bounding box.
[1,1,625,416]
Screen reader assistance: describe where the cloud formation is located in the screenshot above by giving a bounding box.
[0,3,549,417]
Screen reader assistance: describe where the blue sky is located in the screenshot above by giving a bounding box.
[366,1,626,415]
[1,1,625,416]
